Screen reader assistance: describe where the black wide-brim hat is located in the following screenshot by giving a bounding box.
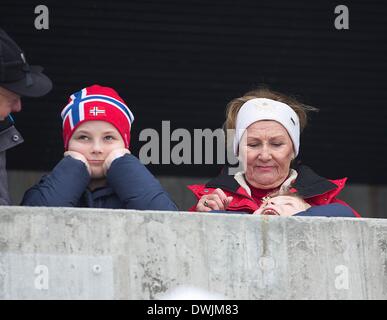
[0,29,52,97]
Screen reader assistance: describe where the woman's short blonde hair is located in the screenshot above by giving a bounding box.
[224,87,318,132]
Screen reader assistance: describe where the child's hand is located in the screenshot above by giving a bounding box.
[103,148,131,175]
[63,151,91,175]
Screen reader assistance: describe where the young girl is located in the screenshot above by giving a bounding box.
[22,84,178,211]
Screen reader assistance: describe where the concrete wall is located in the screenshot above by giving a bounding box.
[8,170,387,218]
[0,206,386,299]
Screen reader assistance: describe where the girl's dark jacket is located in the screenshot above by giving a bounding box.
[22,154,178,211]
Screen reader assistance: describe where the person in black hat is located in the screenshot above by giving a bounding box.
[0,28,52,205]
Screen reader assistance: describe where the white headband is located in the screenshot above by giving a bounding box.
[233,98,300,156]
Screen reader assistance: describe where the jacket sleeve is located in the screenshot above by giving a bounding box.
[0,192,10,206]
[106,154,178,211]
[294,203,358,217]
[21,156,90,207]
[0,122,23,206]
[0,155,10,205]
[330,197,361,217]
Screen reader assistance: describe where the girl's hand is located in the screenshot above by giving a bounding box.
[63,151,91,175]
[103,148,131,175]
[196,188,233,212]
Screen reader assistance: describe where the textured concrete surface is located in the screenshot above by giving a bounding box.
[0,206,386,299]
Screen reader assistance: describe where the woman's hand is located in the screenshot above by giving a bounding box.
[196,188,233,212]
[64,151,91,175]
[103,148,131,175]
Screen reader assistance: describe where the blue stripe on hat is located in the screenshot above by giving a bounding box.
[61,90,82,121]
[81,95,134,123]
[70,90,83,127]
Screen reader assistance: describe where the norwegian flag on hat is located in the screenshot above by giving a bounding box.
[61,85,134,150]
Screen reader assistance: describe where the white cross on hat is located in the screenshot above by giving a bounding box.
[89,106,106,116]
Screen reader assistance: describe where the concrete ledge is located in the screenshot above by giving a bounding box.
[0,206,386,299]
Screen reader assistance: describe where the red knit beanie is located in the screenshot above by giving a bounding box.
[61,85,134,150]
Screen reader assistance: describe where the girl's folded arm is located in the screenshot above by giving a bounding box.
[21,156,90,207]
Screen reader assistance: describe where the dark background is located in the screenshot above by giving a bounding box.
[1,0,386,183]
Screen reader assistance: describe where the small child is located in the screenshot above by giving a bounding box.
[254,191,355,217]
[254,192,311,216]
[22,84,178,211]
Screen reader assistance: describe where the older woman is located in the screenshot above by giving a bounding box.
[188,88,360,217]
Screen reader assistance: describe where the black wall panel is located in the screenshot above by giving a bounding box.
[1,0,386,183]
